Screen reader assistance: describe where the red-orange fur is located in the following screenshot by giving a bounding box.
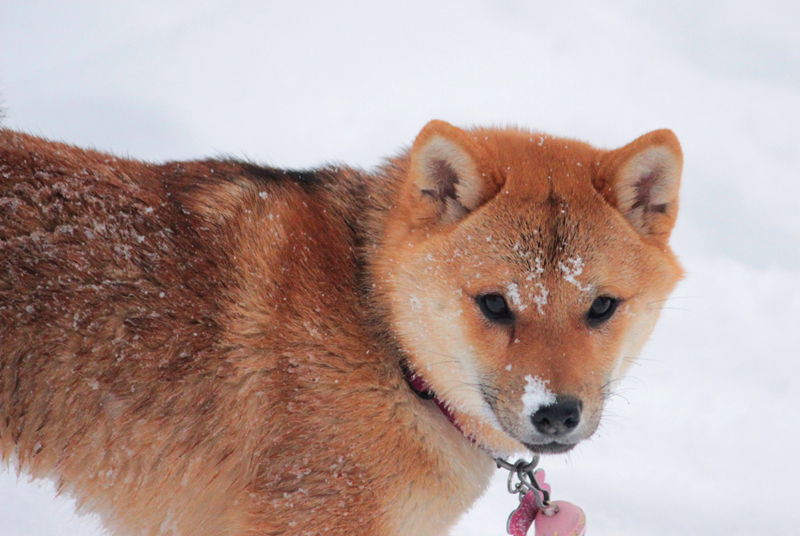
[0,122,683,535]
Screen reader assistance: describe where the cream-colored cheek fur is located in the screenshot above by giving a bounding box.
[610,296,668,383]
[391,271,494,424]
[388,267,526,457]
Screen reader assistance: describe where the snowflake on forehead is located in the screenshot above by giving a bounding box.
[559,256,593,293]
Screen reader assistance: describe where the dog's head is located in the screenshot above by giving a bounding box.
[376,120,684,456]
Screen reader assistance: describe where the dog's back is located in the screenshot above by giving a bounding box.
[0,129,423,535]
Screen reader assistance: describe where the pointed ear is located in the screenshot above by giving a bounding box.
[404,120,503,228]
[594,129,683,244]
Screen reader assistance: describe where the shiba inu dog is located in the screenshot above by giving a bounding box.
[0,120,683,536]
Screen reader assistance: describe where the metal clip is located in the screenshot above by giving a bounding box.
[498,456,560,534]
[495,456,551,508]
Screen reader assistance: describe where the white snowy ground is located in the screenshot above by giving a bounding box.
[1,1,798,535]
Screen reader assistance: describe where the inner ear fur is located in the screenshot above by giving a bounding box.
[594,129,683,243]
[405,120,504,228]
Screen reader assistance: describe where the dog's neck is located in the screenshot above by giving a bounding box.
[401,362,476,443]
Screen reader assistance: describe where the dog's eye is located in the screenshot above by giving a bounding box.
[586,296,619,325]
[478,294,513,322]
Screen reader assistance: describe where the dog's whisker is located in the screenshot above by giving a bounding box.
[645,305,699,315]
[645,295,702,306]
[603,392,631,404]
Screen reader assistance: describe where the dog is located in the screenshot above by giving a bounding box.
[0,120,683,535]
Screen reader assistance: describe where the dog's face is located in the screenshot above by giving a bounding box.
[377,121,684,456]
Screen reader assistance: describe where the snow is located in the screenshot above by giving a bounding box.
[522,375,557,416]
[506,282,528,311]
[530,282,549,315]
[1,1,799,535]
[559,257,593,293]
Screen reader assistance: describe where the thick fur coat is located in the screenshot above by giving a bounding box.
[0,121,683,535]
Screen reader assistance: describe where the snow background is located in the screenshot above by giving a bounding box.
[1,1,798,534]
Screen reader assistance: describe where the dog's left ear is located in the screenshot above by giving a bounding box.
[594,129,683,244]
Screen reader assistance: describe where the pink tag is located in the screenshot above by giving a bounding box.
[507,489,539,536]
[507,470,552,536]
[534,501,587,536]
[533,470,552,495]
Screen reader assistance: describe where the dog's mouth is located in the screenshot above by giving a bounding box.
[522,441,578,455]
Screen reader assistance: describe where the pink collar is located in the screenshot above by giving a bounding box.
[403,365,472,440]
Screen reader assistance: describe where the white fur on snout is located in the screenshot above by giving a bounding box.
[521,374,556,416]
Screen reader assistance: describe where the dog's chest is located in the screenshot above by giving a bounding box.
[380,407,496,536]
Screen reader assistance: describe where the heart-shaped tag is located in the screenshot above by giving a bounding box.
[534,500,586,536]
[507,470,552,536]
[507,488,539,536]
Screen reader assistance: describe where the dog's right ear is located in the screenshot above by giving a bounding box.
[402,120,504,230]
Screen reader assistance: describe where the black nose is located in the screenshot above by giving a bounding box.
[531,396,582,437]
